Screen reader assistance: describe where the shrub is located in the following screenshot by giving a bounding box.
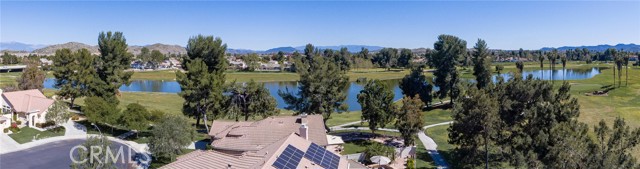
[50,126,65,133]
[37,121,56,128]
[148,110,166,123]
[3,128,8,133]
[12,113,17,121]
[406,158,416,169]
[15,120,22,125]
[9,126,20,133]
[363,142,396,164]
[11,122,17,128]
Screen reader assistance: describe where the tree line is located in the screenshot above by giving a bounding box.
[447,36,640,168]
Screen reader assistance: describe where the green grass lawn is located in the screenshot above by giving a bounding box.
[8,127,66,144]
[566,67,640,129]
[325,111,363,127]
[422,108,453,126]
[341,139,373,155]
[328,129,401,137]
[0,72,20,86]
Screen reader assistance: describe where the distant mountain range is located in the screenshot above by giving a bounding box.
[257,45,384,54]
[25,42,188,55]
[0,42,46,52]
[0,42,387,55]
[541,43,640,52]
[3,41,638,55]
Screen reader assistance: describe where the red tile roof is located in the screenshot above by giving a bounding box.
[162,133,349,169]
[209,115,329,151]
[2,89,53,114]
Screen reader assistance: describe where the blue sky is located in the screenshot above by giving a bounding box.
[1,1,639,50]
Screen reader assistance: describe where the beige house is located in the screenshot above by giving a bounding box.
[162,115,351,169]
[1,89,54,129]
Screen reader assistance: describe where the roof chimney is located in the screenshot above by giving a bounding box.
[300,124,308,140]
[298,113,308,125]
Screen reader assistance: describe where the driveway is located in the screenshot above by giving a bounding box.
[0,139,136,169]
[0,133,20,153]
[62,119,87,136]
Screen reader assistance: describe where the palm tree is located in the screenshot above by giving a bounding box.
[538,51,545,79]
[615,50,626,88]
[624,54,630,86]
[549,49,559,81]
[605,48,617,86]
[561,53,567,81]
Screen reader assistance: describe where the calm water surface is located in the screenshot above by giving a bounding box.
[43,67,602,111]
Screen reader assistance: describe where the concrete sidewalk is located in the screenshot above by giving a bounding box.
[418,122,452,169]
[0,133,21,154]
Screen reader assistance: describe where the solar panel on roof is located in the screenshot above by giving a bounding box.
[272,145,304,169]
[303,143,339,169]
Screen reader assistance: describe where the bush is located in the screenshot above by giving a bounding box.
[363,142,396,164]
[406,158,416,169]
[148,110,166,123]
[50,126,65,133]
[11,122,17,128]
[15,120,22,125]
[3,128,8,133]
[9,126,20,133]
[36,121,56,128]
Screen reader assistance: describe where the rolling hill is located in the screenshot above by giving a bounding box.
[0,42,46,52]
[541,43,640,52]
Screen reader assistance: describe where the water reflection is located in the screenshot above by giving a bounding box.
[43,67,602,111]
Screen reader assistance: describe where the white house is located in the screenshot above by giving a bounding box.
[1,89,54,129]
[39,58,53,66]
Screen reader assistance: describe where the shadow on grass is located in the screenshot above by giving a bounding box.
[424,102,452,111]
[77,120,152,143]
[349,139,374,147]
[415,147,435,169]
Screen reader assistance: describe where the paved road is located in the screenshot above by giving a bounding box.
[0,139,135,169]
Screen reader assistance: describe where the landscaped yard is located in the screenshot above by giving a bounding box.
[341,139,373,155]
[8,127,65,144]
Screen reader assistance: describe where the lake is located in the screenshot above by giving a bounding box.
[43,67,603,111]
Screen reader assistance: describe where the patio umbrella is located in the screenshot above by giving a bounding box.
[370,156,391,165]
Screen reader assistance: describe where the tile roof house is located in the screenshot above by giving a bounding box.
[162,133,349,169]
[162,115,351,169]
[209,114,329,151]
[1,89,54,129]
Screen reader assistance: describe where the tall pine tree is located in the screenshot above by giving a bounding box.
[472,39,492,89]
[177,35,227,132]
[93,31,133,104]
